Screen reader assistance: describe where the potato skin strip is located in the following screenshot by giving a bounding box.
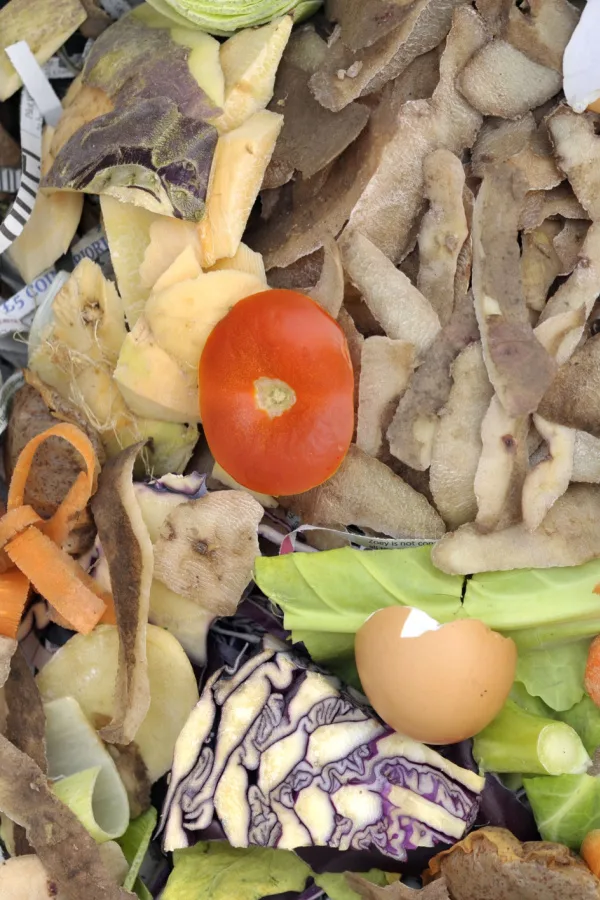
[0,731,133,900]
[0,424,110,638]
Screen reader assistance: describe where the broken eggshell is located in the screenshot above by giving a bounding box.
[563,0,600,114]
[355,607,517,745]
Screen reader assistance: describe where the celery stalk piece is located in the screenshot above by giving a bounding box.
[52,767,129,843]
[509,682,555,719]
[473,700,591,776]
[556,695,600,757]
[0,0,86,101]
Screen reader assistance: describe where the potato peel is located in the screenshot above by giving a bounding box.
[521,414,575,531]
[472,164,556,415]
[505,0,580,73]
[386,287,480,470]
[474,396,529,532]
[536,222,600,364]
[520,184,587,232]
[521,220,563,313]
[537,334,600,434]
[91,443,154,746]
[153,491,263,616]
[417,148,469,326]
[430,343,493,529]
[553,219,589,275]
[356,337,415,459]
[432,483,600,573]
[471,114,562,191]
[458,40,562,119]
[340,231,441,355]
[343,5,487,262]
[547,107,600,220]
[281,443,446,539]
[0,731,133,900]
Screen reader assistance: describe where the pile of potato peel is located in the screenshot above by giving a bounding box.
[243,0,600,576]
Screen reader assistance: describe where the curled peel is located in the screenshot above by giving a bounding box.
[0,423,114,638]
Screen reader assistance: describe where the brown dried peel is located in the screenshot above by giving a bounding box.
[505,0,580,73]
[471,164,556,416]
[417,148,469,326]
[537,333,600,434]
[521,414,575,531]
[356,337,415,459]
[547,107,600,220]
[280,443,446,539]
[153,490,263,616]
[0,731,133,900]
[91,443,154,746]
[430,343,494,529]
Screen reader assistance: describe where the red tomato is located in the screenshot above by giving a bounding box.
[199,289,355,496]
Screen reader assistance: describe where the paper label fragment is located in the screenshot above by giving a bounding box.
[0,169,21,194]
[280,524,438,554]
[43,56,80,80]
[100,0,137,16]
[0,371,26,438]
[0,89,42,255]
[4,42,63,127]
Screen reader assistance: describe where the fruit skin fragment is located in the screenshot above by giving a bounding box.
[199,289,355,496]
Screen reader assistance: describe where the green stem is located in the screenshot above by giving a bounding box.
[473,700,591,776]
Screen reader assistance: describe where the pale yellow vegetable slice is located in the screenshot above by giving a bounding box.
[45,697,129,843]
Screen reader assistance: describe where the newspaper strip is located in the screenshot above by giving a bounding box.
[0,226,110,339]
[0,89,42,255]
[0,371,26,437]
[280,524,438,554]
[0,169,21,193]
[4,42,63,127]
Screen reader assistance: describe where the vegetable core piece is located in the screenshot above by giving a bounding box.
[199,289,354,495]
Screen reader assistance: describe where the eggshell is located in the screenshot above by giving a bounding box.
[355,606,517,745]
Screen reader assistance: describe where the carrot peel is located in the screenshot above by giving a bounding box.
[582,829,600,878]
[0,424,112,638]
[585,634,600,708]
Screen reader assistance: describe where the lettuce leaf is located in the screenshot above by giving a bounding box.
[255,548,600,664]
[314,870,388,900]
[162,842,312,900]
[523,774,600,849]
[514,641,591,712]
[116,807,157,894]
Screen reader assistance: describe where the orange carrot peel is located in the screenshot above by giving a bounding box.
[582,829,600,878]
[0,423,114,639]
[585,634,600,709]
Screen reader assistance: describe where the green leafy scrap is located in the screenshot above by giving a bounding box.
[524,774,600,849]
[117,807,157,894]
[515,641,591,712]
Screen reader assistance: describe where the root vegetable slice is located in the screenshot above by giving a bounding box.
[553,220,589,274]
[0,0,86,101]
[152,246,202,293]
[342,5,487,262]
[430,343,493,529]
[91,444,153,746]
[139,217,202,292]
[387,287,480,470]
[280,444,446,539]
[573,430,600,483]
[356,337,415,459]
[340,231,441,354]
[210,17,292,134]
[521,220,563,313]
[505,0,580,72]
[472,164,556,416]
[265,28,370,183]
[521,415,575,531]
[520,184,588,232]
[417,149,469,326]
[535,222,600,364]
[29,259,126,368]
[309,0,465,112]
[0,732,132,900]
[208,244,267,282]
[473,396,529,532]
[153,491,262,615]
[538,333,600,434]
[197,109,283,267]
[547,107,600,220]
[458,40,562,119]
[432,483,600,574]
[7,190,84,285]
[37,625,198,783]
[324,0,415,54]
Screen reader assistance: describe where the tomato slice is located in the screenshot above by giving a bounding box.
[199,289,355,496]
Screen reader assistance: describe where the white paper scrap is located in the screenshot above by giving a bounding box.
[4,42,63,127]
[0,89,42,255]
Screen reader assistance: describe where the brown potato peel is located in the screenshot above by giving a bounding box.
[426,827,600,900]
[91,442,154,745]
[0,731,133,900]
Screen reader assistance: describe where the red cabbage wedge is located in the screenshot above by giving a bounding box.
[160,640,484,862]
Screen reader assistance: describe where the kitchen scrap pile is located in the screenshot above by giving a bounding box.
[2,0,600,898]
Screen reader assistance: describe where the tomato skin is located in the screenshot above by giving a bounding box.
[199,289,355,496]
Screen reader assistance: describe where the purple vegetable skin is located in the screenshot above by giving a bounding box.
[159,640,484,866]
